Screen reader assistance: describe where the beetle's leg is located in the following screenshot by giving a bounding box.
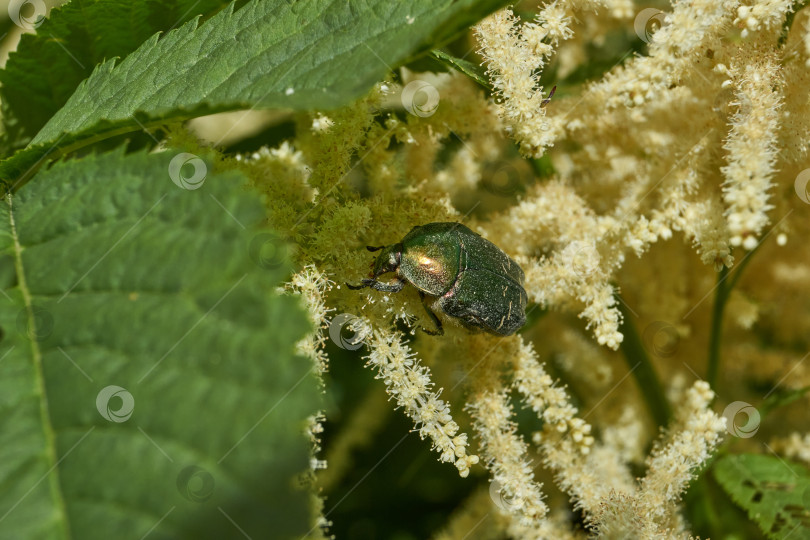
[368,279,405,293]
[366,245,386,252]
[418,292,444,336]
[346,278,405,292]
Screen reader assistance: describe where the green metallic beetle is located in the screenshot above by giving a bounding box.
[347,222,527,336]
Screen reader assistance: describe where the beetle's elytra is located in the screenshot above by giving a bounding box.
[347,222,527,336]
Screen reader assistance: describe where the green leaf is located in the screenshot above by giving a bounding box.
[0,0,234,150]
[684,465,765,540]
[714,454,810,540]
[0,148,320,539]
[430,49,492,91]
[0,0,505,189]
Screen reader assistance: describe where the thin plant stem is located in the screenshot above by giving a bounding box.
[616,296,672,428]
[707,244,764,390]
[706,266,730,389]
[727,243,760,292]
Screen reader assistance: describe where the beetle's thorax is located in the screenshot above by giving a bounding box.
[397,234,461,296]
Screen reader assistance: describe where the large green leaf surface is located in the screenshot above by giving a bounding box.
[0,149,319,539]
[0,0,234,150]
[0,0,505,186]
[714,453,810,539]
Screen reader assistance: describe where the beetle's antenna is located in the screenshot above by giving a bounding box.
[366,245,385,252]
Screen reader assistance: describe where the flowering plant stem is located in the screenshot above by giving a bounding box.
[707,246,760,391]
[707,266,730,390]
[616,296,672,428]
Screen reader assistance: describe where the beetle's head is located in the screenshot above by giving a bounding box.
[370,243,402,278]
